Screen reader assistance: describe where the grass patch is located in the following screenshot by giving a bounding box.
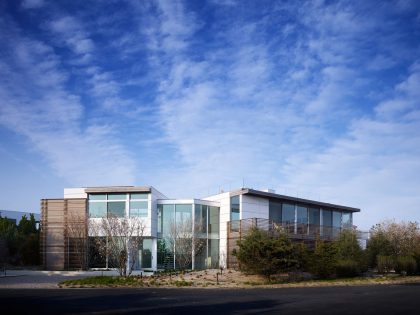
[60,276,144,287]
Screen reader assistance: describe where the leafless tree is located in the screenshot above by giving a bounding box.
[67,213,87,270]
[89,215,146,277]
[167,217,206,270]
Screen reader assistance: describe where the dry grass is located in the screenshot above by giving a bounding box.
[59,269,420,288]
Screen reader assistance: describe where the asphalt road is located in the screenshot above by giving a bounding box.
[1,284,420,315]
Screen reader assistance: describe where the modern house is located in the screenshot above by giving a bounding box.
[40,186,360,271]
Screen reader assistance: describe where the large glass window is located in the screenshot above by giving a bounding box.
[107,201,125,217]
[333,211,342,228]
[88,201,107,218]
[158,204,174,238]
[282,203,295,224]
[308,207,320,235]
[130,201,148,217]
[322,209,332,226]
[230,196,240,221]
[322,209,333,238]
[342,212,352,228]
[296,206,308,234]
[208,206,219,239]
[269,201,282,223]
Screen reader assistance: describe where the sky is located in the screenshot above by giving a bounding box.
[0,0,419,230]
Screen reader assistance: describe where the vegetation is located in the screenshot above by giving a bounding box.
[232,227,298,280]
[233,220,420,280]
[0,214,39,267]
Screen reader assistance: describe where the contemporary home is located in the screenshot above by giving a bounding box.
[40,186,360,271]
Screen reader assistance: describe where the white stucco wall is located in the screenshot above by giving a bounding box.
[64,188,87,199]
[203,192,231,267]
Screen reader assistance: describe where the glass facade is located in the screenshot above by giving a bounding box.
[157,203,220,270]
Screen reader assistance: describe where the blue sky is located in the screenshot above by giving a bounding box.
[1,0,419,230]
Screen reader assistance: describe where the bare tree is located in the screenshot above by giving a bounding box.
[89,215,146,277]
[67,213,87,270]
[167,217,206,270]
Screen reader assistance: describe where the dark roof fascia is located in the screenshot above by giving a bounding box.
[84,186,151,193]
[232,188,360,213]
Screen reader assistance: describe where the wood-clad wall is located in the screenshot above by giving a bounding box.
[40,198,87,270]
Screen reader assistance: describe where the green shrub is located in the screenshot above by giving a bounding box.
[309,240,337,279]
[233,227,297,279]
[395,256,417,275]
[377,255,394,274]
[335,260,360,278]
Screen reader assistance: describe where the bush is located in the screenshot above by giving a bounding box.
[395,256,417,275]
[309,239,337,279]
[233,227,297,279]
[377,255,394,274]
[335,260,360,278]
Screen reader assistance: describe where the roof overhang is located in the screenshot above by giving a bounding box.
[231,188,360,213]
[84,186,151,193]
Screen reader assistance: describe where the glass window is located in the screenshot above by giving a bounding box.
[141,239,153,269]
[158,204,174,237]
[333,211,342,228]
[209,206,219,238]
[308,207,320,235]
[296,206,308,234]
[130,193,148,200]
[282,203,295,224]
[89,194,106,200]
[195,204,207,235]
[269,201,282,223]
[107,201,125,217]
[107,193,126,200]
[230,196,240,222]
[88,202,107,218]
[296,206,308,224]
[130,201,148,217]
[342,212,352,228]
[308,208,320,226]
[322,209,332,226]
[175,204,192,227]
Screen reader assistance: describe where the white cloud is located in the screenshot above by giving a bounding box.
[21,0,44,9]
[0,16,137,187]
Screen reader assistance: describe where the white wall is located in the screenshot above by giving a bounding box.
[203,192,231,267]
[64,188,87,199]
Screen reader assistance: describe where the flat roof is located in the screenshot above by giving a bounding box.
[231,188,360,212]
[84,186,151,193]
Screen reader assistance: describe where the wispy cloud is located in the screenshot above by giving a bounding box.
[0,14,136,186]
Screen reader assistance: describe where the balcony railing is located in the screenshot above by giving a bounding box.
[228,218,346,240]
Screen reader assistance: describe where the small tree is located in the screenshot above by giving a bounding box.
[89,215,146,277]
[309,238,337,279]
[233,227,297,280]
[167,216,206,270]
[67,213,88,270]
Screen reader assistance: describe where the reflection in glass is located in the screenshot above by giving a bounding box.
[88,202,107,218]
[107,201,125,217]
[130,201,148,217]
[269,201,282,223]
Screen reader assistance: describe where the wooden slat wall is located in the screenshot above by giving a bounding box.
[40,198,87,270]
